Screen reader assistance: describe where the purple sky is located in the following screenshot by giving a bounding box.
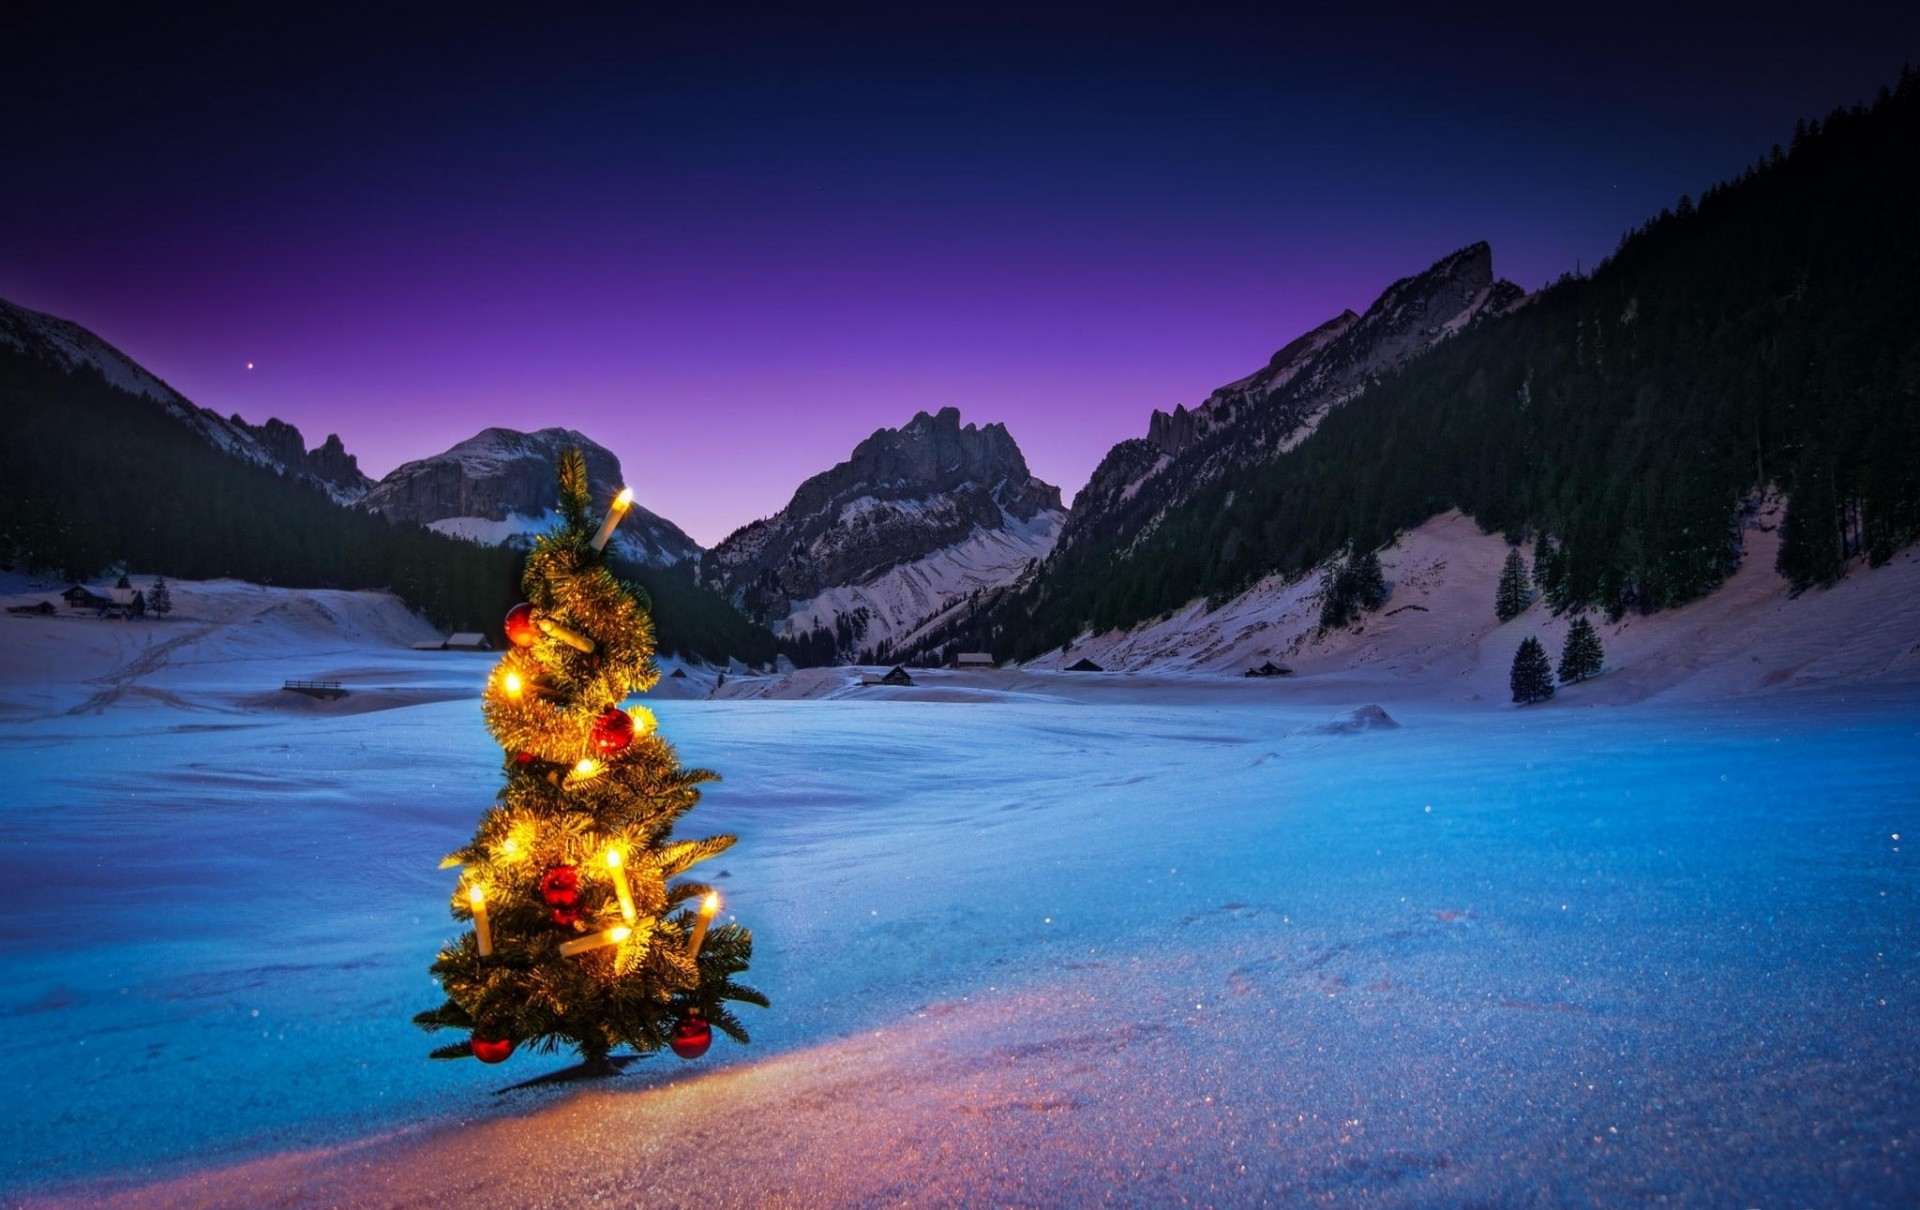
[4,2,1914,546]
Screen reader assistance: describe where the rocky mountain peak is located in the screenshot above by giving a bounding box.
[230,416,374,500]
[704,410,1066,657]
[356,426,700,567]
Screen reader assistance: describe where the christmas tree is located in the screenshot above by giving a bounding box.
[1510,635,1555,704]
[415,449,764,1075]
[1557,616,1604,683]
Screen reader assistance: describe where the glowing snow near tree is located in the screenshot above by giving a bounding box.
[0,567,1914,1205]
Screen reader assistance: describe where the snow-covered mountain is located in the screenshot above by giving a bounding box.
[703,407,1065,658]
[1055,242,1524,565]
[356,427,700,567]
[0,296,374,504]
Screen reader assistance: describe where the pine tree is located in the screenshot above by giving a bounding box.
[1318,542,1390,630]
[1317,553,1356,630]
[1349,546,1389,612]
[1557,616,1604,683]
[1495,548,1532,622]
[148,576,173,617]
[416,450,764,1075]
[1510,636,1555,704]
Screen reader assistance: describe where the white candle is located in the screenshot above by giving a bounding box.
[606,849,637,923]
[536,618,596,653]
[589,487,634,552]
[468,885,493,957]
[558,924,632,957]
[687,892,720,960]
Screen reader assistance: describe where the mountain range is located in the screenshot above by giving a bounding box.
[3,76,1916,669]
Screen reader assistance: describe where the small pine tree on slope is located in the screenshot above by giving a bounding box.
[148,576,173,617]
[1558,616,1604,683]
[1318,542,1391,630]
[1495,548,1532,622]
[415,450,764,1074]
[1510,636,1555,704]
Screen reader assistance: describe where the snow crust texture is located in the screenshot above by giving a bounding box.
[0,569,1916,1206]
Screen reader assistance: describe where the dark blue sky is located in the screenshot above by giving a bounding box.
[4,2,1913,544]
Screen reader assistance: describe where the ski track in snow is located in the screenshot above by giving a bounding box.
[0,575,1916,1207]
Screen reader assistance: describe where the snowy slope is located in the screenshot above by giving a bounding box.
[0,604,1915,1205]
[1017,502,1920,704]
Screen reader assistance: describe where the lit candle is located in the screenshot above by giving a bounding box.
[468,885,493,956]
[558,924,632,957]
[687,891,720,960]
[536,617,596,653]
[605,849,637,923]
[590,487,634,552]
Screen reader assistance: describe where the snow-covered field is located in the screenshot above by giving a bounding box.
[1,572,1916,1206]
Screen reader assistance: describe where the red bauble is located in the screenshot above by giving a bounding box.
[471,1033,515,1064]
[540,864,582,926]
[669,1013,712,1060]
[591,707,635,755]
[503,602,538,647]
[513,751,536,765]
[539,865,580,903]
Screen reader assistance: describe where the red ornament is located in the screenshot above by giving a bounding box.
[591,707,635,755]
[513,751,536,765]
[669,1013,712,1060]
[504,602,538,647]
[471,1033,515,1064]
[540,864,582,927]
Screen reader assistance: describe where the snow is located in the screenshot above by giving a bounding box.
[1,568,1917,1206]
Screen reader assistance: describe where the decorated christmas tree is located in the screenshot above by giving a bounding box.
[415,449,764,1075]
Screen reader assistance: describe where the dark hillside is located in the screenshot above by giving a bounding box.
[974,71,1920,660]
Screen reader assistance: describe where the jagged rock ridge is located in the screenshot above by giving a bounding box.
[1055,242,1524,566]
[704,407,1065,657]
[357,427,700,567]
